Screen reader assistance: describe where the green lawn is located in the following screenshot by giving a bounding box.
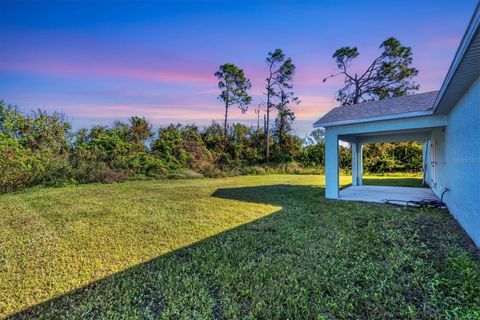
[1,175,478,319]
[363,174,424,187]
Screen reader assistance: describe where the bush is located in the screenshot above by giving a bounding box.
[33,153,75,187]
[0,135,36,192]
[363,142,423,173]
[0,100,425,194]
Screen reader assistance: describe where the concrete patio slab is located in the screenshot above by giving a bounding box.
[339,185,440,205]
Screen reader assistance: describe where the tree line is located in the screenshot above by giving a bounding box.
[0,39,423,193]
[0,102,422,193]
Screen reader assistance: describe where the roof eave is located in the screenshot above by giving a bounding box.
[313,110,434,128]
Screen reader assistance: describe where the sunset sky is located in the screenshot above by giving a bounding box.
[0,0,476,137]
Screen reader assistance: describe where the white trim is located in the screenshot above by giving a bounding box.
[354,131,432,144]
[326,114,447,136]
[313,110,433,128]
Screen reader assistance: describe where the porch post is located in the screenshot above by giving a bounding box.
[352,143,358,186]
[325,131,339,199]
[358,145,363,185]
[351,143,363,186]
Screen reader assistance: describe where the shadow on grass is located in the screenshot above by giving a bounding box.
[7,184,479,319]
[7,185,323,319]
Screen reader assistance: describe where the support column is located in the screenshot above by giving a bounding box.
[352,143,358,186]
[358,145,363,186]
[325,131,339,199]
[351,143,363,186]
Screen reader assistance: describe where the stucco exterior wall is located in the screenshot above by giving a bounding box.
[323,77,479,246]
[429,77,480,246]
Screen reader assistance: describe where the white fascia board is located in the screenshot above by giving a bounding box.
[326,114,447,136]
[313,110,433,128]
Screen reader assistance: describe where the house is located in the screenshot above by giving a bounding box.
[314,3,480,246]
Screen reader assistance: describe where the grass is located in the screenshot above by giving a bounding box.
[0,174,478,319]
[363,173,425,187]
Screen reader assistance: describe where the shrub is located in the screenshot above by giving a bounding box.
[363,142,423,173]
[0,100,425,194]
[0,135,36,192]
[33,153,75,187]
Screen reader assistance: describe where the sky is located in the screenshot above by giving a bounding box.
[0,0,476,138]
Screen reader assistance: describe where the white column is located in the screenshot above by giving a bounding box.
[352,143,359,186]
[352,143,363,186]
[358,144,363,186]
[325,131,339,199]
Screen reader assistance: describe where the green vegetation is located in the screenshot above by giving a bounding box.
[0,101,424,193]
[1,175,478,319]
[0,41,424,191]
[363,174,424,187]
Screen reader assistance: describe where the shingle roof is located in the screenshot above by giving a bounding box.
[314,91,439,127]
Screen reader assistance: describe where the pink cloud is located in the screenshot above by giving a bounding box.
[1,29,219,85]
[0,60,216,84]
[26,93,332,125]
[295,95,338,119]
[25,103,223,129]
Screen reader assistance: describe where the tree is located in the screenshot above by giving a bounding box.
[203,121,224,152]
[114,116,153,147]
[324,37,419,106]
[11,108,71,153]
[305,128,325,146]
[126,116,153,145]
[227,123,258,163]
[274,89,298,148]
[264,49,296,160]
[214,64,252,136]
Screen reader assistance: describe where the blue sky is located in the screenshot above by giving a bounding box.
[0,0,476,137]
